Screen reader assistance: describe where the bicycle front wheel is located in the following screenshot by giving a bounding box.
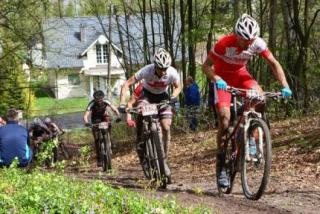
[142,137,156,180]
[101,132,112,171]
[241,118,272,200]
[152,129,167,189]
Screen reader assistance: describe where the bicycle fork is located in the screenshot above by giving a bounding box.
[243,110,263,162]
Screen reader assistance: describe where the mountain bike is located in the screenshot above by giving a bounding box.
[127,100,173,189]
[217,86,283,200]
[90,122,112,171]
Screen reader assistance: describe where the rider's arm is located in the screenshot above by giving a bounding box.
[83,110,91,124]
[120,75,137,105]
[202,57,222,82]
[171,81,182,98]
[109,104,120,116]
[52,122,64,134]
[126,94,137,121]
[41,124,52,137]
[264,53,289,88]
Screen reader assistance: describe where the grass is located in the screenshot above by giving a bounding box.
[33,97,88,116]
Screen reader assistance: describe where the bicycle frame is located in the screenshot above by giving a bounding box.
[218,86,283,199]
[225,90,263,163]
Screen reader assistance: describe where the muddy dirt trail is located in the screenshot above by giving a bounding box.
[64,115,320,214]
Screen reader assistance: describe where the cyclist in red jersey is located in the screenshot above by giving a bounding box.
[202,14,292,187]
[126,82,143,128]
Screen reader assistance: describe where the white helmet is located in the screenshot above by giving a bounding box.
[33,117,42,125]
[153,48,172,69]
[44,117,51,124]
[235,14,260,40]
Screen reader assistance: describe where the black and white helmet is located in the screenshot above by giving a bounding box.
[153,48,172,69]
[93,90,105,100]
[235,14,260,40]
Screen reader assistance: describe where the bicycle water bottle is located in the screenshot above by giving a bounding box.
[249,137,257,156]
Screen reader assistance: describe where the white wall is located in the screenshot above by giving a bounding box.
[56,73,86,99]
[82,44,123,71]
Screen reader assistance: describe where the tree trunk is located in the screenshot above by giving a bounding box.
[187,0,196,79]
[149,0,156,54]
[180,0,187,84]
[137,0,150,64]
[233,0,240,22]
[266,0,277,88]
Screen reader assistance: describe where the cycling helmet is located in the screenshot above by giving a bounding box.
[44,117,51,124]
[235,14,260,40]
[153,48,172,69]
[93,90,105,100]
[33,117,42,125]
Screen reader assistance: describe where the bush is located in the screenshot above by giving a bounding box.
[0,53,34,116]
[0,167,211,213]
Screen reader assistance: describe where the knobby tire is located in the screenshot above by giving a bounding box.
[241,118,272,200]
[152,129,167,189]
[101,131,112,171]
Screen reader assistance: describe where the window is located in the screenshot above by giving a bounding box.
[96,44,108,64]
[68,74,80,85]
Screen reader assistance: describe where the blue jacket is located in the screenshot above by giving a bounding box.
[0,121,32,167]
[184,83,201,106]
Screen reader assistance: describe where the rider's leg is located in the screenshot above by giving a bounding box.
[92,128,101,166]
[216,106,231,187]
[160,116,172,182]
[160,118,172,159]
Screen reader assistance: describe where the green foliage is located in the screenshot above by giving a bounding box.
[35,139,58,167]
[0,167,212,213]
[78,145,91,167]
[0,53,34,116]
[111,122,136,142]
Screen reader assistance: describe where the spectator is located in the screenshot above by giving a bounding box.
[0,117,6,127]
[184,76,201,131]
[0,108,32,167]
[29,118,52,143]
[44,117,64,137]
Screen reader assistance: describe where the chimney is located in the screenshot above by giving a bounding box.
[80,24,86,42]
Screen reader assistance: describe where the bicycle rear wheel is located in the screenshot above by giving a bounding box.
[101,132,112,171]
[216,130,237,195]
[241,118,272,200]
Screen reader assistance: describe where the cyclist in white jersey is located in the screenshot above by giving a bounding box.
[119,48,182,183]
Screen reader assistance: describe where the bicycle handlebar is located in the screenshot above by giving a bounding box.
[226,86,283,100]
[126,100,173,115]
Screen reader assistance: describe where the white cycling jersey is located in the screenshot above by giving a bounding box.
[134,64,180,94]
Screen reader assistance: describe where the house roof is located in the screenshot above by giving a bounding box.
[42,15,182,69]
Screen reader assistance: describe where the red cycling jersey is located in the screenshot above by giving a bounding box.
[207,33,271,109]
[133,83,143,99]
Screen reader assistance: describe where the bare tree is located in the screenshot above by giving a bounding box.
[187,0,196,79]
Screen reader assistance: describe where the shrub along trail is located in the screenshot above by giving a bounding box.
[64,114,320,214]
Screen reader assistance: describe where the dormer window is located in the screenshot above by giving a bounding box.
[96,44,108,64]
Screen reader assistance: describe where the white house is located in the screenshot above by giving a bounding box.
[32,16,183,99]
[31,17,129,99]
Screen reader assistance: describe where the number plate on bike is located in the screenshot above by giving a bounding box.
[142,104,158,116]
[98,122,109,129]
